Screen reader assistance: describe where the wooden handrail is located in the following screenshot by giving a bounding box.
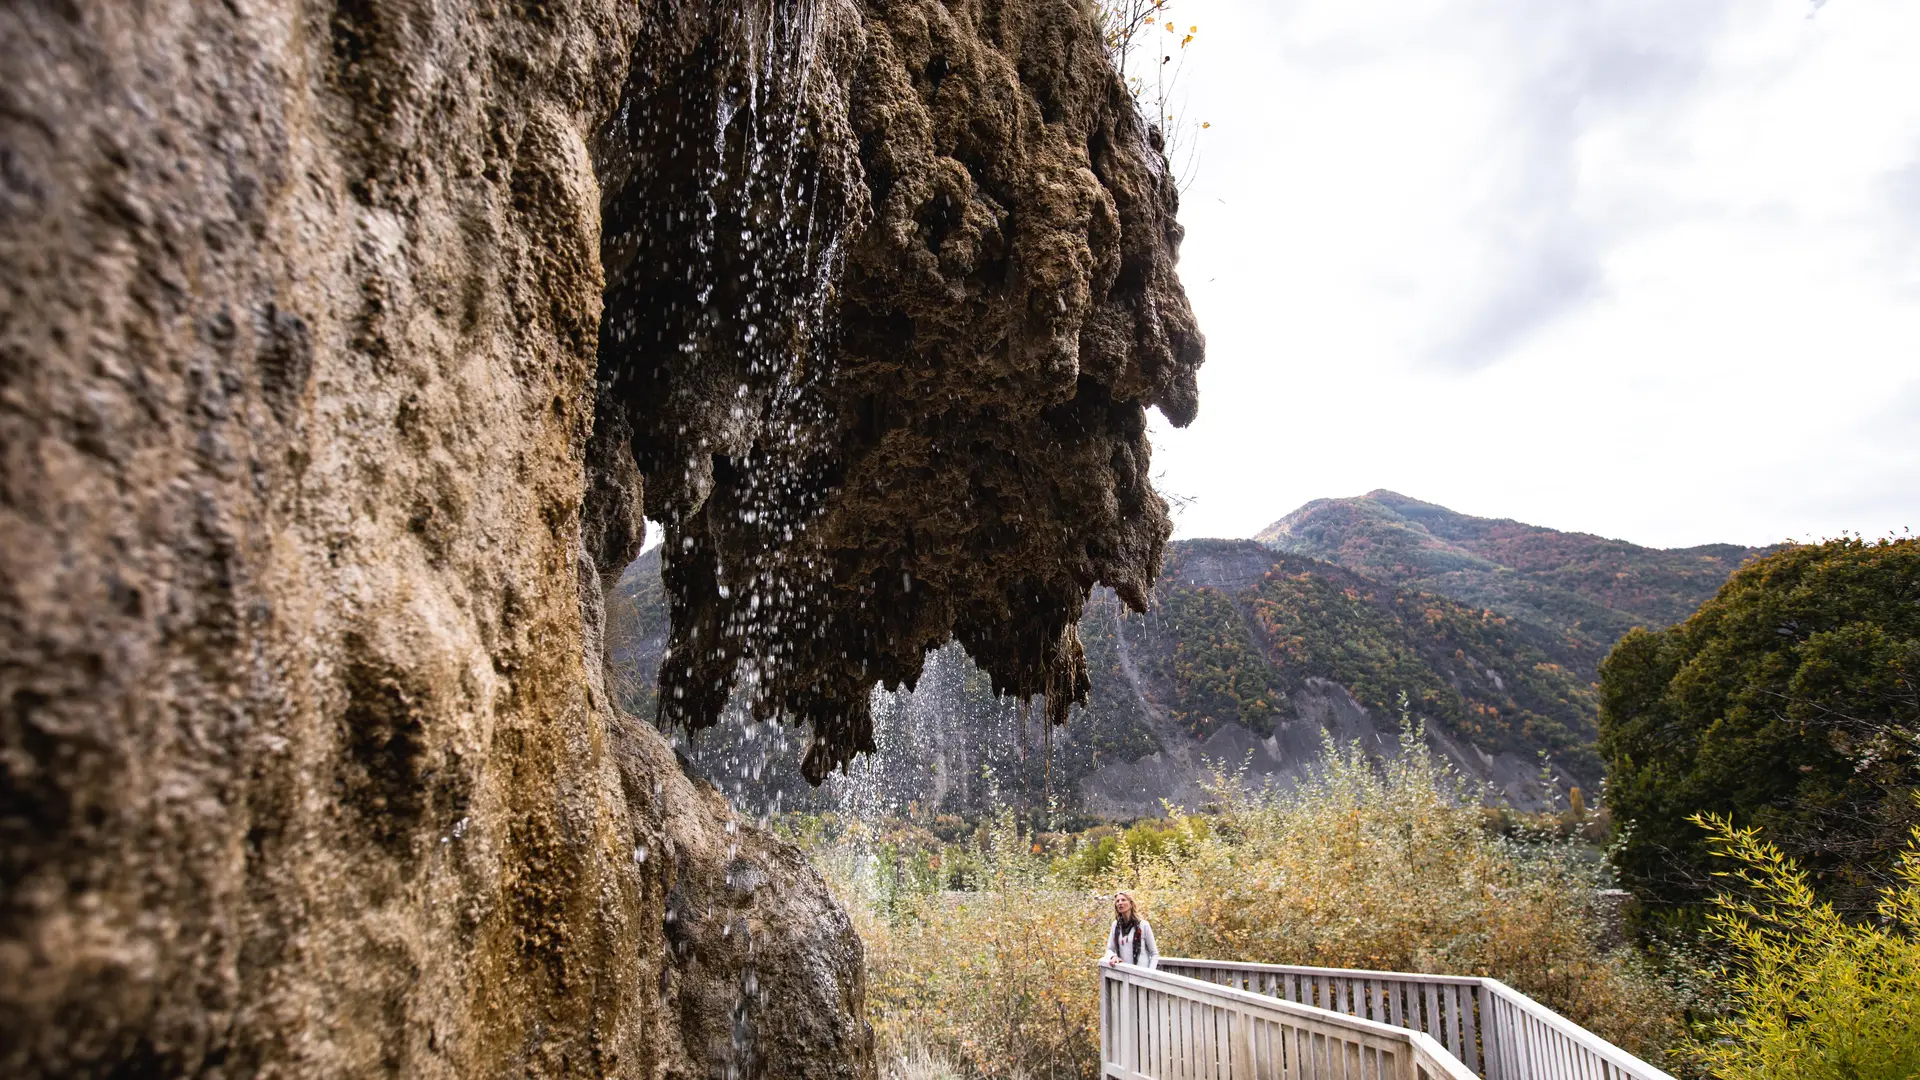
[1475,978,1674,1080]
[1163,958,1484,986]
[1100,962,1481,1080]
[1155,959,1676,1080]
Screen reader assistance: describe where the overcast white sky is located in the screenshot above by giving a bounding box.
[1147,0,1920,549]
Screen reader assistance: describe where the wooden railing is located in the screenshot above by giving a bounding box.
[1157,959,1675,1080]
[1100,962,1480,1080]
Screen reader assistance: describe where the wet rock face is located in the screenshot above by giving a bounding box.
[595,0,1204,780]
[0,0,1196,1075]
[0,2,867,1077]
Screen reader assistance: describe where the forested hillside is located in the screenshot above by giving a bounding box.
[609,496,1766,821]
[1258,490,1773,678]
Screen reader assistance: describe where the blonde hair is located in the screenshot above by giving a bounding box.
[1110,892,1146,963]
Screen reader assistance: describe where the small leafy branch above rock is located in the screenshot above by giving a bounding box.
[1094,0,1210,187]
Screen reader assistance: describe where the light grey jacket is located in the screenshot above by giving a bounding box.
[1103,918,1159,969]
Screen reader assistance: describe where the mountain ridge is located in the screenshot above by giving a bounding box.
[1256,490,1776,677]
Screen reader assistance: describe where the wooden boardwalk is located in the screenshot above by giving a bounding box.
[1101,958,1676,1080]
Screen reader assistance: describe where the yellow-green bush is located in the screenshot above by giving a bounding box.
[1119,730,1679,1058]
[1686,813,1920,1080]
[824,813,1109,1080]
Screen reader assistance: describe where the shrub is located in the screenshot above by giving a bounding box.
[1118,726,1680,1058]
[810,723,1686,1076]
[828,811,1108,1080]
[1686,812,1920,1080]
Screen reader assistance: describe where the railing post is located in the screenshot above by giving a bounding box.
[1100,966,1112,1076]
[1476,983,1498,1080]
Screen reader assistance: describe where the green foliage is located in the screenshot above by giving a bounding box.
[1156,586,1282,737]
[1687,812,1920,1080]
[1249,557,1601,776]
[1061,818,1202,880]
[1599,537,1920,915]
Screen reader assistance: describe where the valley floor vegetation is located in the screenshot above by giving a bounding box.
[788,537,1919,1080]
[792,725,1687,1080]
[801,735,1920,1079]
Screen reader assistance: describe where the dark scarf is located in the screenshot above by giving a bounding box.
[1112,914,1141,963]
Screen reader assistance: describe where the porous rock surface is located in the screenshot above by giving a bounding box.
[0,0,1198,1076]
[598,0,1203,780]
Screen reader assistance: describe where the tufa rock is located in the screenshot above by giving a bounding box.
[0,0,1199,1075]
[594,0,1203,781]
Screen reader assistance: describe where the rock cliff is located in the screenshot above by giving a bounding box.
[0,1,1198,1077]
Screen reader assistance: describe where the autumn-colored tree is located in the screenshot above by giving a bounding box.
[1156,585,1282,738]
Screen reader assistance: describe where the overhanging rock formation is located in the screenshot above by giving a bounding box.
[590,0,1203,781]
[0,0,1201,1075]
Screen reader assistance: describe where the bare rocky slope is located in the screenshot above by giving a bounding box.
[0,2,1199,1076]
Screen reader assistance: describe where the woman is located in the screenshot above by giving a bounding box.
[1101,891,1158,969]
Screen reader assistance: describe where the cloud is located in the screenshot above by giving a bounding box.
[1157,0,1920,548]
[1416,2,1739,369]
[1433,245,1595,366]
[1877,148,1920,291]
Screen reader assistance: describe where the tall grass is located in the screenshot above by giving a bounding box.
[805,723,1685,1079]
[1134,730,1681,1054]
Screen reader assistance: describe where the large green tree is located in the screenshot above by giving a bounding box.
[1599,537,1920,917]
